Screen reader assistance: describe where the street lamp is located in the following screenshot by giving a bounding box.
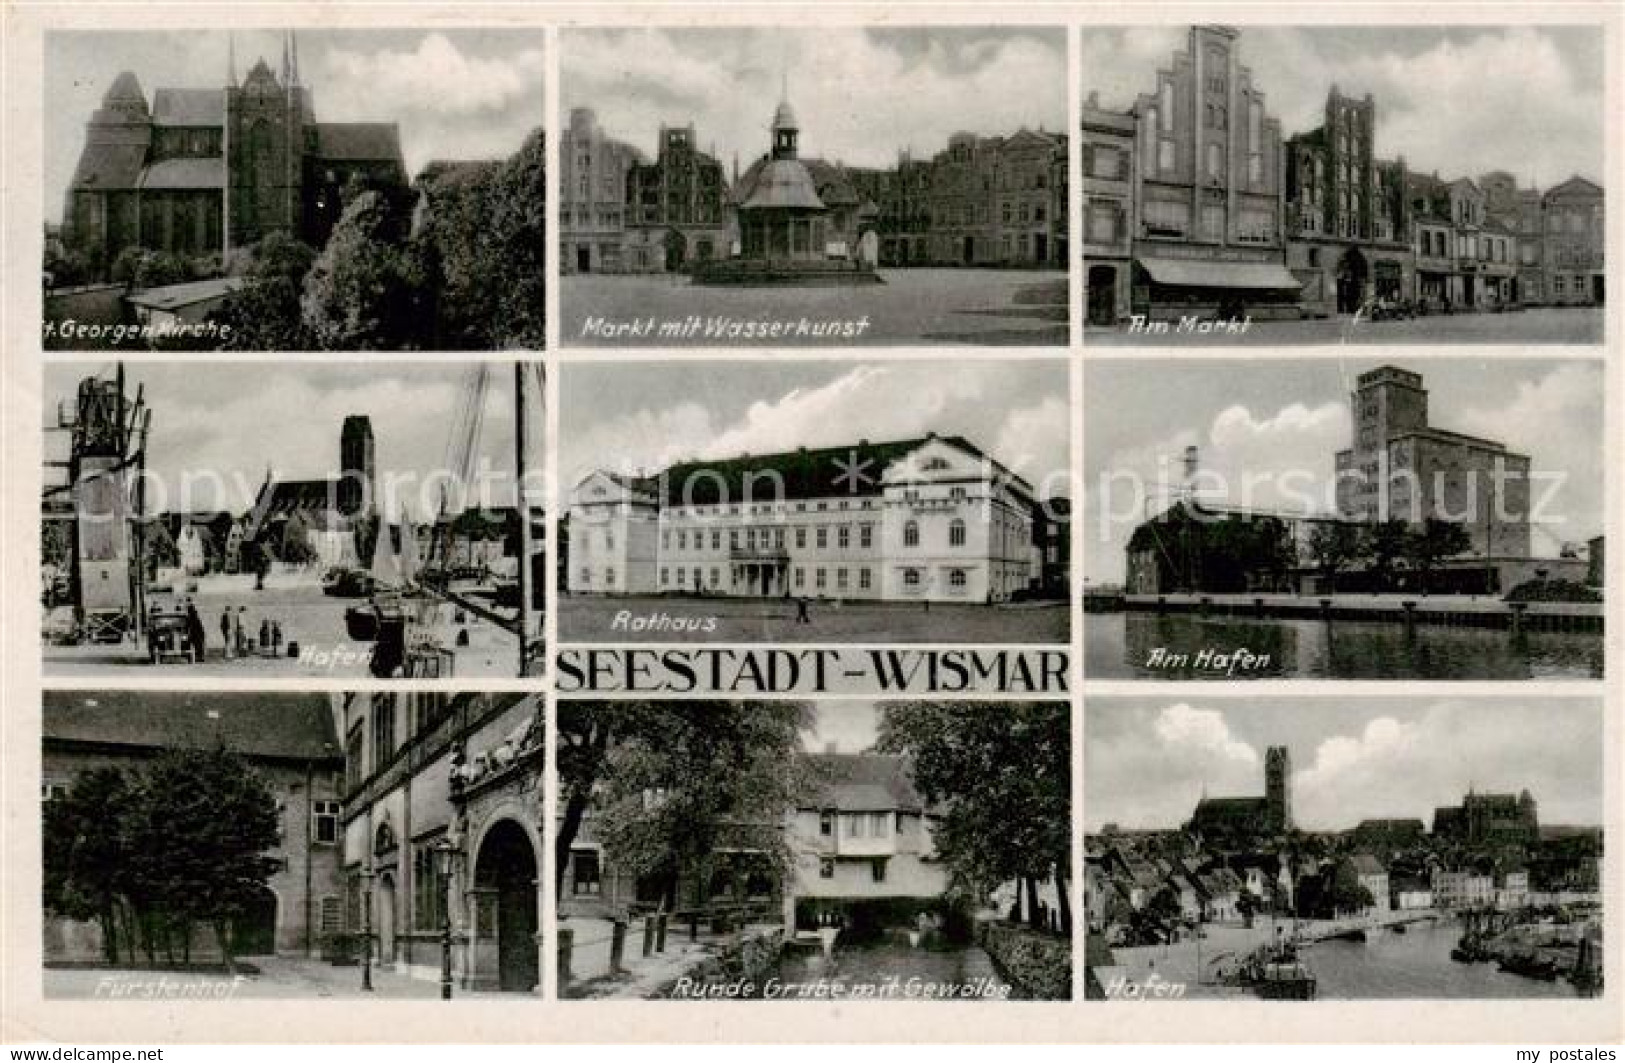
[359,866,375,992]
[433,835,461,1001]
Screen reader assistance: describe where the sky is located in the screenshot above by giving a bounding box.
[45,29,546,223]
[42,362,544,522]
[560,360,1071,503]
[1082,25,1604,188]
[1083,695,1603,832]
[562,27,1067,170]
[1081,356,1604,583]
[802,701,881,754]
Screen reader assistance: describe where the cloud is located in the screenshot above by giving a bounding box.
[1084,26,1602,187]
[563,363,1068,499]
[564,27,1065,169]
[1083,399,1349,582]
[1292,702,1600,828]
[1453,362,1605,548]
[321,33,544,118]
[1086,698,1602,831]
[1085,703,1261,829]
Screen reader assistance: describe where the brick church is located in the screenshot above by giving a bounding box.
[64,32,408,275]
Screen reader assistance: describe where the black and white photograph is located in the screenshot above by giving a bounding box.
[1082,25,1605,343]
[1084,695,1604,1001]
[43,30,545,352]
[559,359,1071,643]
[559,26,1069,347]
[557,700,1071,1000]
[41,689,543,999]
[40,362,546,678]
[1082,357,1604,679]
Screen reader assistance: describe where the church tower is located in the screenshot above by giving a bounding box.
[225,32,307,248]
[339,415,376,518]
[1265,746,1292,834]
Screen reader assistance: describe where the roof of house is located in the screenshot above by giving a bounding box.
[1349,854,1387,877]
[152,88,224,127]
[43,690,341,764]
[252,477,341,521]
[737,158,826,211]
[313,122,404,165]
[656,435,990,505]
[139,158,225,191]
[799,752,929,813]
[125,276,243,311]
[1546,175,1603,199]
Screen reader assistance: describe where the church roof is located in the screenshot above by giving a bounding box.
[799,752,930,813]
[139,157,224,190]
[773,100,798,130]
[70,142,149,190]
[152,88,223,127]
[738,158,826,211]
[43,690,342,765]
[104,70,147,104]
[251,477,341,525]
[314,122,404,164]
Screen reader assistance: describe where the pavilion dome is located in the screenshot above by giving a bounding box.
[740,158,825,212]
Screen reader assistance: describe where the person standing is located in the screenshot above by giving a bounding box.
[220,608,232,659]
[185,602,206,664]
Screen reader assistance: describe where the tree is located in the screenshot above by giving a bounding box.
[1406,518,1472,594]
[556,702,813,910]
[877,702,1072,935]
[279,514,319,565]
[214,232,317,351]
[412,129,546,349]
[1362,519,1412,591]
[1308,521,1364,589]
[43,768,135,963]
[301,190,424,350]
[121,747,281,970]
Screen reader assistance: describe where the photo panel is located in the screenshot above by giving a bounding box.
[40,361,546,679]
[1081,355,1605,680]
[557,699,1072,1001]
[43,28,546,353]
[559,25,1070,348]
[41,689,545,999]
[1083,692,1605,1002]
[1080,24,1605,345]
[559,358,1073,649]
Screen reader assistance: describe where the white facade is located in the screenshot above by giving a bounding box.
[567,436,1041,603]
[788,806,948,901]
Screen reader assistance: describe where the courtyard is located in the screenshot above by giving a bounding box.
[1087,307,1602,346]
[562,268,1069,347]
[560,594,1069,644]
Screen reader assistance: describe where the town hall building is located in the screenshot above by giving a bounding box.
[568,434,1046,603]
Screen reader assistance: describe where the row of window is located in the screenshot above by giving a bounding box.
[652,517,972,554]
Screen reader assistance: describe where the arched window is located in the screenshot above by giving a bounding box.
[903,521,920,547]
[948,519,966,547]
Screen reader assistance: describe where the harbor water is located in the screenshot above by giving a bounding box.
[1088,611,1603,679]
[1307,925,1580,1000]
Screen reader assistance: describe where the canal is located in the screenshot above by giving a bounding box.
[1307,925,1580,1000]
[769,938,1014,1000]
[1087,612,1603,679]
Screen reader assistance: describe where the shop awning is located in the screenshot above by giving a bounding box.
[1139,257,1303,290]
